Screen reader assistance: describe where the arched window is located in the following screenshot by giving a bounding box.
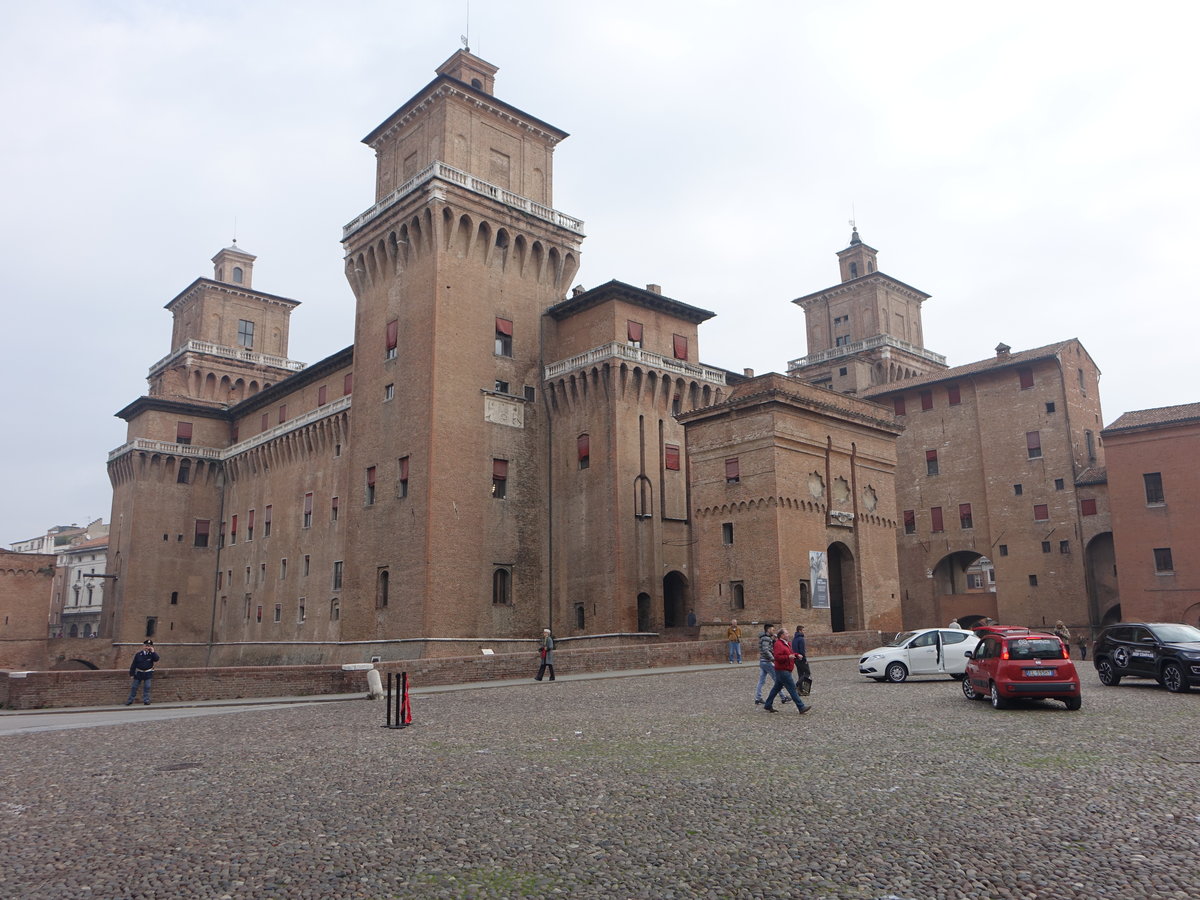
[232,266,244,283]
[577,433,590,470]
[69,624,79,637]
[575,603,585,629]
[377,569,389,608]
[492,568,511,605]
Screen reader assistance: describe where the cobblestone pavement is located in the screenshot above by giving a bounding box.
[2,659,1199,899]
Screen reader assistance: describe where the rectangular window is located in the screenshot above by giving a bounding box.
[1054,478,1065,491]
[385,319,398,359]
[926,449,939,476]
[903,509,916,534]
[255,605,263,623]
[1034,504,1049,521]
[245,567,251,585]
[332,561,343,591]
[330,599,340,621]
[1042,541,1052,553]
[1014,484,1023,496]
[494,380,509,394]
[303,492,313,528]
[318,385,328,406]
[1078,367,1086,396]
[176,421,193,444]
[835,334,851,347]
[231,423,239,442]
[1154,548,1174,572]
[260,563,266,584]
[920,390,933,411]
[177,459,192,484]
[999,544,1008,557]
[523,386,535,402]
[722,522,733,545]
[384,383,394,401]
[261,413,269,432]
[273,603,282,624]
[1045,402,1056,414]
[230,514,238,544]
[237,319,255,348]
[947,385,961,406]
[930,507,944,533]
[1080,498,1098,516]
[264,505,272,537]
[303,555,310,577]
[1028,574,1038,586]
[577,434,590,470]
[1143,472,1164,504]
[331,496,339,521]
[280,559,287,579]
[365,467,376,505]
[672,333,689,361]
[343,373,353,395]
[893,396,906,416]
[1026,431,1042,459]
[627,320,643,347]
[278,405,287,425]
[664,444,681,471]
[959,503,973,529]
[725,457,740,484]
[495,317,513,357]
[297,599,306,623]
[193,519,210,548]
[492,458,508,499]
[1060,540,1070,554]
[247,508,254,541]
[398,456,409,498]
[1018,367,1034,390]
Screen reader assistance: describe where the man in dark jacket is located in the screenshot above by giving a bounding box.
[791,625,812,696]
[125,640,159,706]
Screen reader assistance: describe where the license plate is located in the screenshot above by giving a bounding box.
[1023,668,1053,677]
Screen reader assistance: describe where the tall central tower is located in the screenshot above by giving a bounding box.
[340,51,582,646]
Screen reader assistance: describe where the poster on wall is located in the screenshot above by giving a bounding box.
[810,550,830,609]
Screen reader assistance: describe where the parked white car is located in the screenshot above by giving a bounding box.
[859,628,980,683]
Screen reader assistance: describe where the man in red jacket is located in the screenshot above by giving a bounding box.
[762,628,809,714]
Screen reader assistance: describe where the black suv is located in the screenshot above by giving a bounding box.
[1093,623,1200,693]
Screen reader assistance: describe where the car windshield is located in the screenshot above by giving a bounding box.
[886,631,920,647]
[1008,638,1064,660]
[1149,624,1200,643]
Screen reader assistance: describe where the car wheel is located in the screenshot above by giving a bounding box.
[1063,696,1082,710]
[885,662,909,683]
[989,682,1008,709]
[1161,662,1190,693]
[1096,658,1121,686]
[961,676,980,700]
[871,677,886,683]
[950,673,966,681]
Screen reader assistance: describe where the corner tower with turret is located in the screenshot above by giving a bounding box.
[339,50,583,644]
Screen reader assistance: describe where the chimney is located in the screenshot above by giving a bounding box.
[646,284,662,294]
[995,343,1011,358]
[743,368,755,378]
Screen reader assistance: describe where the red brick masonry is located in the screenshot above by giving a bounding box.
[1,632,881,710]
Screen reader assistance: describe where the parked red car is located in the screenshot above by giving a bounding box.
[962,628,1081,710]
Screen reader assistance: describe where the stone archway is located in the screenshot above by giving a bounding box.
[662,572,689,628]
[827,542,859,633]
[637,593,652,632]
[931,550,997,627]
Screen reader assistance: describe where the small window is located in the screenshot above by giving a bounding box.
[303,555,310,577]
[1077,367,1086,396]
[920,390,933,411]
[1080,498,1098,516]
[177,459,192,484]
[926,449,939,476]
[303,492,313,528]
[1144,472,1164,504]
[1034,504,1049,521]
[1028,574,1038,586]
[194,519,210,548]
[577,434,590,470]
[1042,541,1052,553]
[959,503,973,530]
[1060,540,1070,554]
[318,385,328,406]
[176,421,193,445]
[237,319,255,348]
[849,261,859,278]
[947,385,961,406]
[297,599,306,624]
[365,467,376,505]
[930,507,944,533]
[1154,548,1174,573]
[494,380,509,394]
[278,405,287,425]
[230,514,238,545]
[725,457,740,484]
[384,383,395,401]
[1054,478,1065,491]
[1085,430,1096,462]
[1026,431,1042,459]
[280,559,287,579]
[247,509,254,541]
[835,335,851,347]
[893,396,907,416]
[1014,484,1023,496]
[146,616,157,637]
[730,581,745,609]
[627,320,643,348]
[232,266,244,284]
[1018,367,1034,390]
[575,604,586,629]
[344,373,353,396]
[1045,402,1056,414]
[330,598,340,621]
[495,317,513,357]
[524,386,536,402]
[377,569,389,608]
[672,334,689,361]
[264,505,272,537]
[722,522,734,545]
[385,319,398,360]
[273,603,282,623]
[903,509,916,534]
[331,496,339,522]
[260,413,269,432]
[492,458,508,499]
[999,544,1009,557]
[332,561,343,591]
[838,367,847,376]
[665,444,681,471]
[256,605,263,623]
[492,568,511,605]
[398,456,410,498]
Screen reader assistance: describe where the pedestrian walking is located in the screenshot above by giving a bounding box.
[1077,633,1088,661]
[125,640,159,706]
[727,619,743,664]
[763,628,809,714]
[534,628,555,681]
[791,624,812,696]
[754,624,776,705]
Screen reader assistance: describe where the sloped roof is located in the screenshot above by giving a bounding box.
[862,339,1085,397]
[1103,401,1200,434]
[545,280,715,324]
[1074,466,1108,486]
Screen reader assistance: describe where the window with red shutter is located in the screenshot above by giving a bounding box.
[926,449,939,476]
[893,396,906,416]
[1026,431,1042,458]
[672,334,688,360]
[959,503,973,529]
[947,385,961,405]
[318,385,327,406]
[725,457,740,483]
[343,373,353,395]
[664,444,681,471]
[1080,498,1097,516]
[385,319,398,359]
[920,390,933,411]
[577,434,590,470]
[903,510,916,534]
[930,507,944,532]
[627,320,643,346]
[176,421,193,444]
[1034,504,1049,521]
[1018,367,1034,390]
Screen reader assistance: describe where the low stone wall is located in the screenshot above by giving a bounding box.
[2,631,883,710]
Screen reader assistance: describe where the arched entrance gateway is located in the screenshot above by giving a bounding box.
[636,593,652,633]
[826,543,860,633]
[932,550,997,628]
[662,571,689,628]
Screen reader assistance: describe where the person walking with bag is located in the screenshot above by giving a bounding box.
[763,627,810,715]
[125,640,159,706]
[535,628,555,681]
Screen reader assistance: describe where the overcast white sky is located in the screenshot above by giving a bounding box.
[2,1,1198,544]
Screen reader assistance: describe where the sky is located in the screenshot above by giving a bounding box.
[2,1,1198,544]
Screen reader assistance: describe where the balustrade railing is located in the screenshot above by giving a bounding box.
[148,340,306,377]
[545,342,726,384]
[787,334,946,371]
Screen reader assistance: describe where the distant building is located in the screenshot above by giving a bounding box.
[0,548,56,670]
[789,233,1114,632]
[1102,403,1200,626]
[10,522,97,555]
[57,534,109,638]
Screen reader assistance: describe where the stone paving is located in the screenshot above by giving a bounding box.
[2,658,1199,899]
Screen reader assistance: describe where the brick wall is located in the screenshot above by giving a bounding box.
[2,632,883,710]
